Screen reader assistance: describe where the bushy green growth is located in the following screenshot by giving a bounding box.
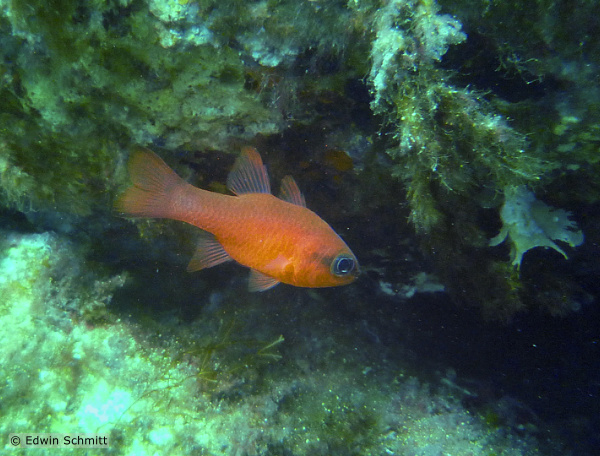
[0,0,282,213]
[0,130,117,214]
[277,375,386,455]
[1,0,380,214]
[0,230,562,455]
[438,0,600,80]
[403,82,548,232]
[436,0,600,201]
[361,0,593,319]
[365,0,545,233]
[170,318,285,397]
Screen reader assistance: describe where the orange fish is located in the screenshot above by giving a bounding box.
[115,147,359,291]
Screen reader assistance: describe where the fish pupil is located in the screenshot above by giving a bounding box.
[333,255,355,276]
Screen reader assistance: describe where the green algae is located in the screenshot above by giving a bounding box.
[357,0,598,318]
[0,0,280,213]
[0,0,596,321]
[0,229,566,455]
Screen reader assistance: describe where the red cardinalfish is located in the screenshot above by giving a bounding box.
[115,147,359,291]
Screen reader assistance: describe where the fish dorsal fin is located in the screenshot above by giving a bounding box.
[248,269,280,292]
[187,232,233,272]
[279,175,306,207]
[227,146,271,195]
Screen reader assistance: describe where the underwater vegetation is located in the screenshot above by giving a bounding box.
[1,230,564,455]
[1,0,596,318]
[0,0,599,454]
[0,0,283,213]
[359,0,598,319]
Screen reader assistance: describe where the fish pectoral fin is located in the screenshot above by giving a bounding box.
[226,146,272,195]
[187,233,233,272]
[248,269,280,292]
[279,175,306,207]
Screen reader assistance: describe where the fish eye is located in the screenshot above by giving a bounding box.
[331,254,355,276]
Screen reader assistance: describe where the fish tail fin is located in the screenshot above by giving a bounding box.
[115,148,183,218]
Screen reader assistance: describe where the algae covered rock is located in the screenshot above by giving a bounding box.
[0,0,283,213]
[359,0,596,318]
[0,0,596,320]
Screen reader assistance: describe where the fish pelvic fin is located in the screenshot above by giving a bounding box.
[248,269,280,292]
[227,147,271,195]
[115,148,183,218]
[187,232,233,272]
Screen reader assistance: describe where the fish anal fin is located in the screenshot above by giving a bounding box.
[187,233,233,272]
[248,269,280,292]
[279,175,306,207]
[226,147,272,195]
